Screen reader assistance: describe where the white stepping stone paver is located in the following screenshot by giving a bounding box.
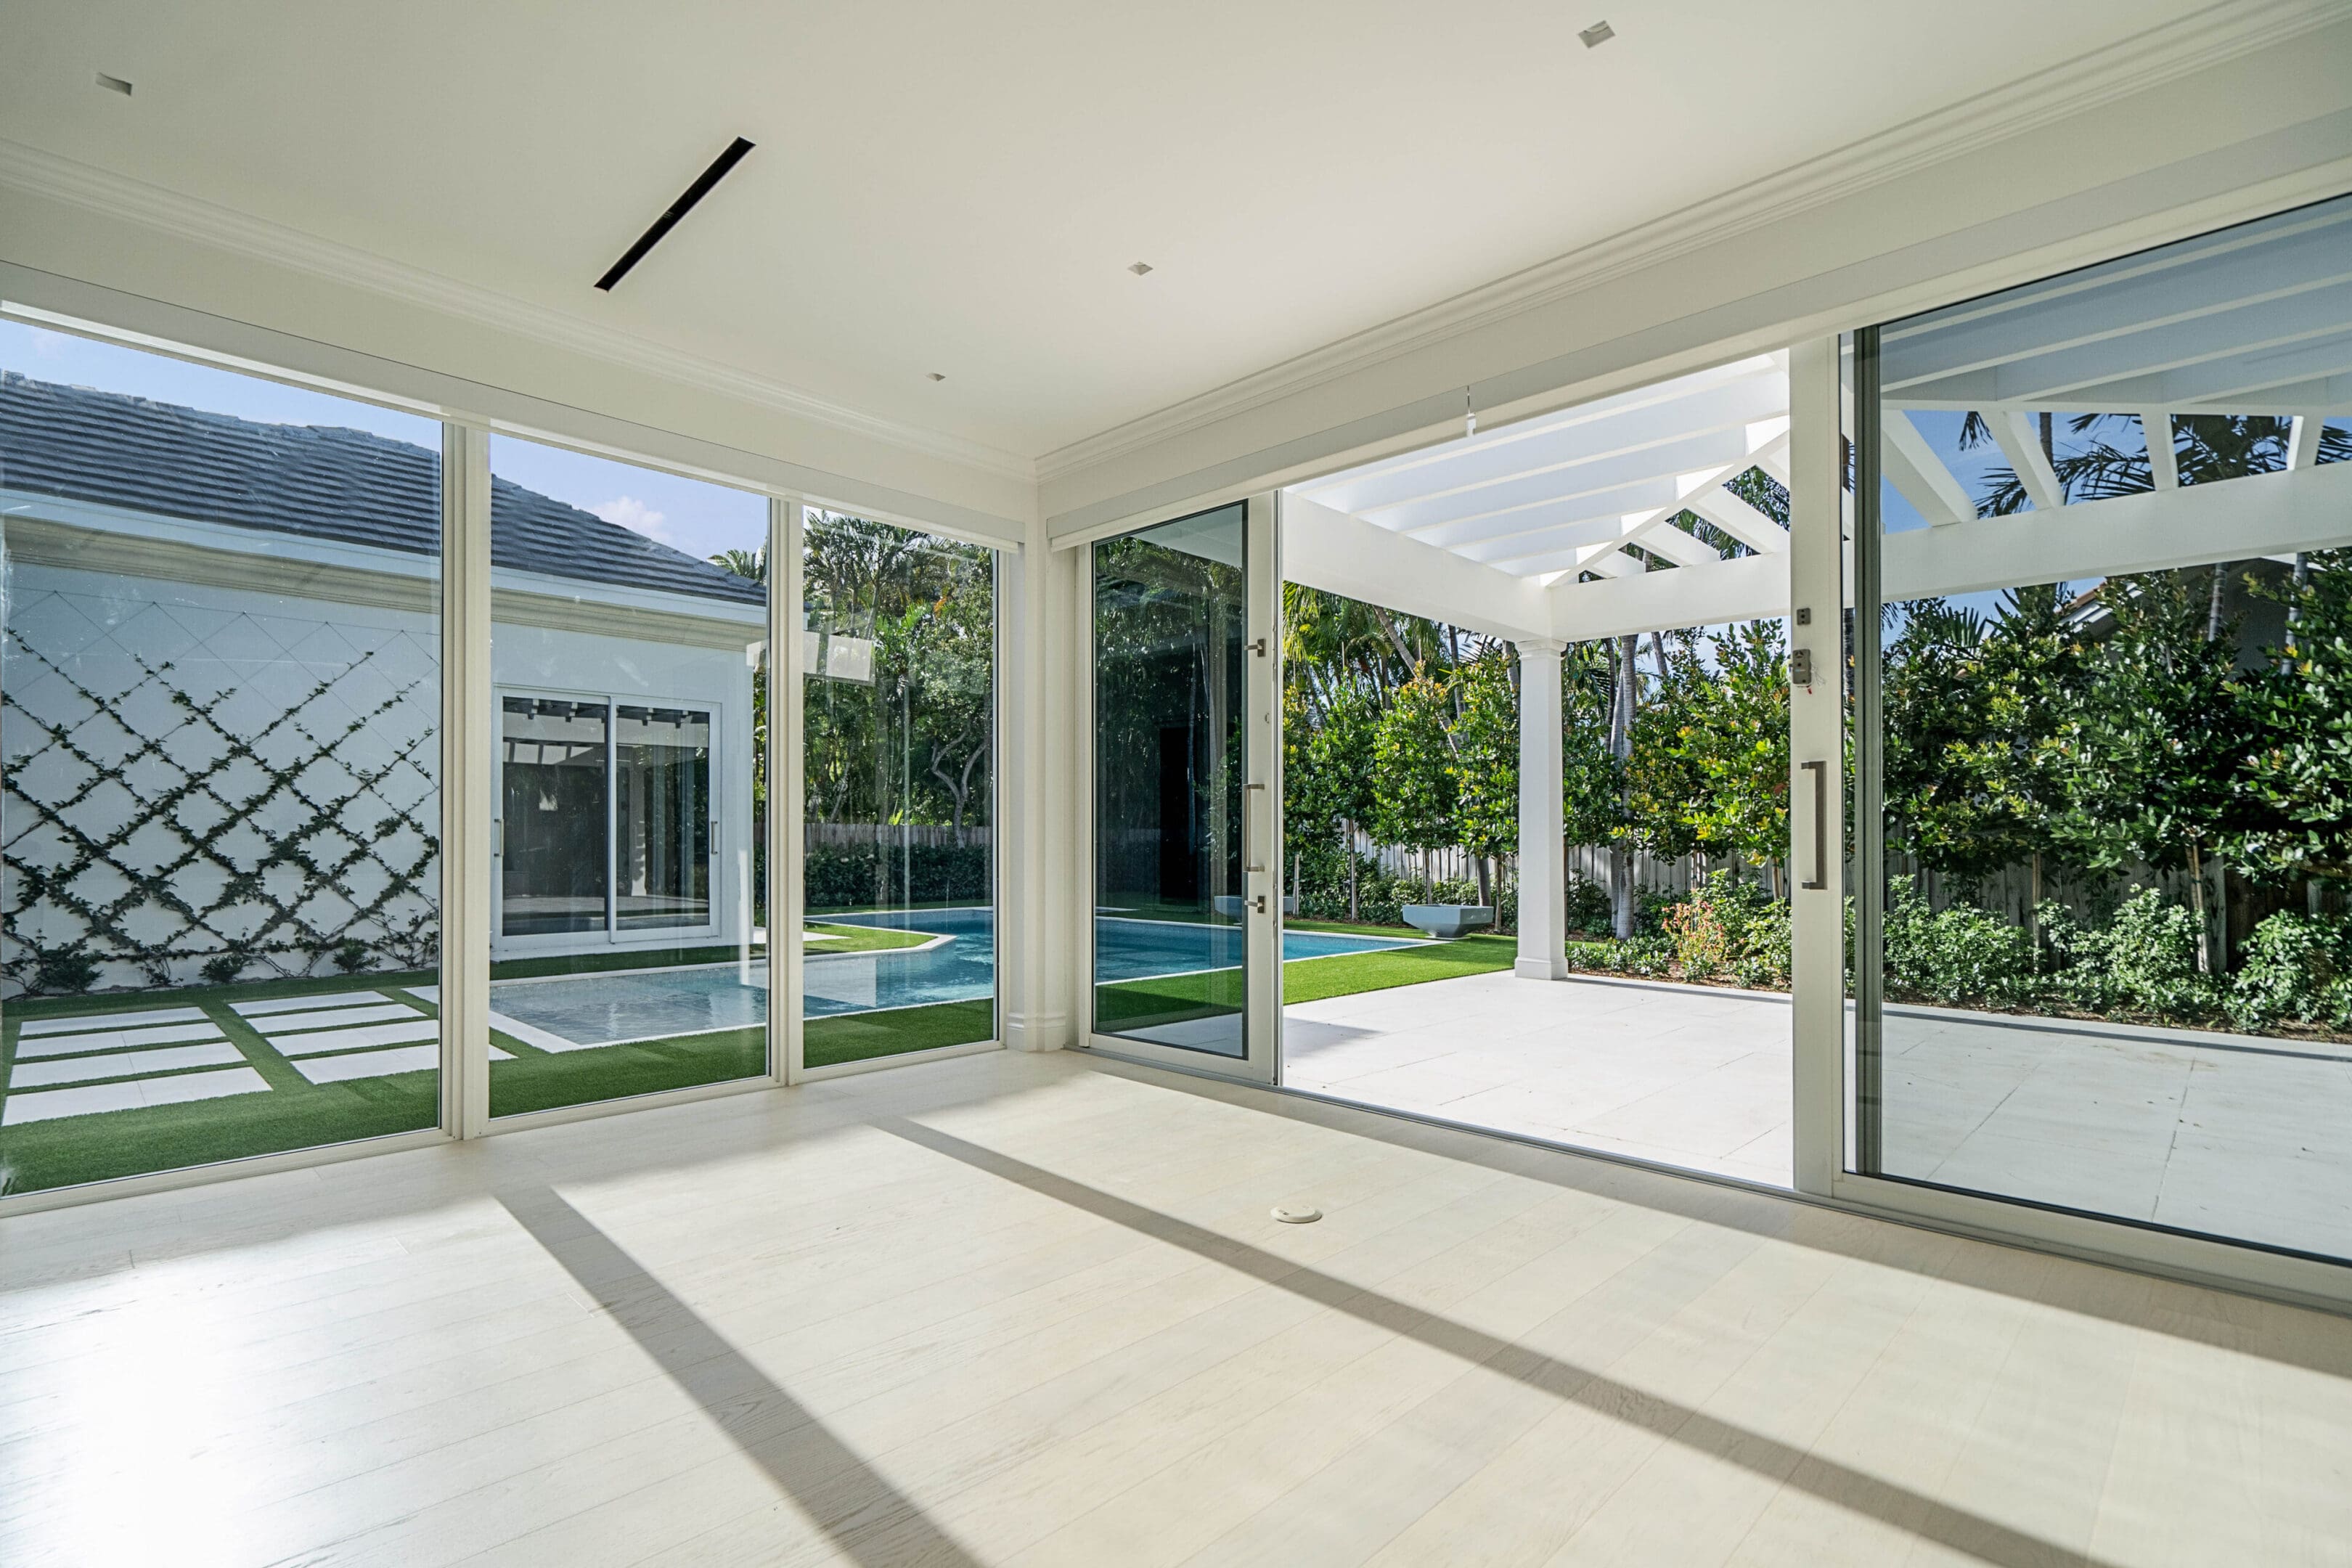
[270,1018,440,1057]
[19,1007,207,1036]
[403,986,440,1003]
[251,1004,417,1034]
[13,1021,225,1058]
[293,1044,507,1084]
[232,992,387,1017]
[488,1012,603,1053]
[1,1067,271,1127]
[7,1042,247,1089]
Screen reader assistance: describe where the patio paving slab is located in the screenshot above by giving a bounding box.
[1287,971,2352,1257]
[1,1066,271,1126]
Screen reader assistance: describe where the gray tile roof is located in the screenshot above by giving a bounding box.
[0,371,764,606]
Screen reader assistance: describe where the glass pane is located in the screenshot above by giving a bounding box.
[1092,504,1249,1055]
[500,696,609,934]
[801,513,996,1068]
[1,324,441,1191]
[1860,191,2352,1261]
[615,703,712,929]
[487,436,767,1116]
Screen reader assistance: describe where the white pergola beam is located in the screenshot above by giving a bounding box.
[2142,412,2179,489]
[1987,409,2067,512]
[1885,458,2352,601]
[1893,280,2352,409]
[1881,409,1975,524]
[1281,493,1551,642]
[1547,549,1787,641]
[1882,209,2352,388]
[2287,413,2323,469]
[1683,485,1787,553]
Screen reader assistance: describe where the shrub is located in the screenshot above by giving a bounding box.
[2045,886,2218,1021]
[332,939,370,974]
[2226,911,2352,1032]
[200,950,248,987]
[29,945,99,996]
[1883,884,2038,1008]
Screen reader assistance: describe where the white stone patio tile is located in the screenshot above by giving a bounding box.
[269,1019,440,1056]
[251,1004,417,1034]
[17,1006,206,1036]
[12,1021,225,1058]
[8,1041,248,1089]
[488,1012,602,1053]
[232,992,387,1017]
[2,1066,269,1126]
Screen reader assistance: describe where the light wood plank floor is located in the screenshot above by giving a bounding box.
[4,1048,2350,1567]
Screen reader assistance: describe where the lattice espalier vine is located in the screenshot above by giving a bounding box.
[2,586,439,997]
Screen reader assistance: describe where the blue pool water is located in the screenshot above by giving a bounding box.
[487,908,1423,1045]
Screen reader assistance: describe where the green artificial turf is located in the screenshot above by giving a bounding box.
[1089,932,1518,1031]
[1282,933,1517,1003]
[485,1025,769,1119]
[805,999,996,1068]
[804,922,936,955]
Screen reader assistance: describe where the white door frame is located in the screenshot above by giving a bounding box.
[1078,494,1282,1086]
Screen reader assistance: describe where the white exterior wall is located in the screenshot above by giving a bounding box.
[0,496,761,995]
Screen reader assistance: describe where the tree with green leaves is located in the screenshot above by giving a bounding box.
[1371,667,1458,901]
[1675,619,1792,893]
[2235,550,2352,888]
[1447,653,1519,901]
[2066,570,2255,972]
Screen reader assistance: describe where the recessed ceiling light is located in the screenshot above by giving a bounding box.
[95,72,133,97]
[1579,20,1614,47]
[926,372,947,382]
[1128,262,1154,277]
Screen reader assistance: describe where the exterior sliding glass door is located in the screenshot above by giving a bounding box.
[1850,192,2352,1265]
[1087,497,1282,1082]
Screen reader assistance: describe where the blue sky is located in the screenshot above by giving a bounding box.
[1,322,766,565]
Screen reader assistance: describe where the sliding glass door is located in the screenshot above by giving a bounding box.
[1850,191,2352,1265]
[1088,497,1281,1082]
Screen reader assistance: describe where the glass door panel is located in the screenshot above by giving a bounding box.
[616,703,713,930]
[499,695,611,936]
[1852,191,2352,1264]
[1090,499,1279,1079]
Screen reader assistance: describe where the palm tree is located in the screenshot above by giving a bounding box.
[710,544,767,582]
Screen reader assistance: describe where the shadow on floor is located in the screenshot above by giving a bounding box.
[497,1185,987,1568]
[875,1114,2129,1568]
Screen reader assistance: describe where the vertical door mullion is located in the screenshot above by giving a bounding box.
[1244,491,1283,1085]
[439,422,493,1140]
[1787,337,1847,1196]
[774,496,805,1084]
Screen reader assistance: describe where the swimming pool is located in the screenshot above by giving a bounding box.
[485,908,1423,1045]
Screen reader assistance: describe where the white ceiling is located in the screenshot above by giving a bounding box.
[3,1,2218,464]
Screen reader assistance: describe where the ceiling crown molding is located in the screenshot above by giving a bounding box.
[1037,0,2351,486]
[0,137,1037,483]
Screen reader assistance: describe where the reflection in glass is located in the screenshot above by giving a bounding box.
[616,704,712,930]
[1857,191,2352,1261]
[500,697,610,935]
[486,436,767,1116]
[801,513,996,1068]
[1092,505,1248,1055]
[0,329,441,1192]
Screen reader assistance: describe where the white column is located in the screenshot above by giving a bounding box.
[1788,335,1847,1196]
[999,526,1077,1052]
[1514,638,1568,981]
[772,497,805,1082]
